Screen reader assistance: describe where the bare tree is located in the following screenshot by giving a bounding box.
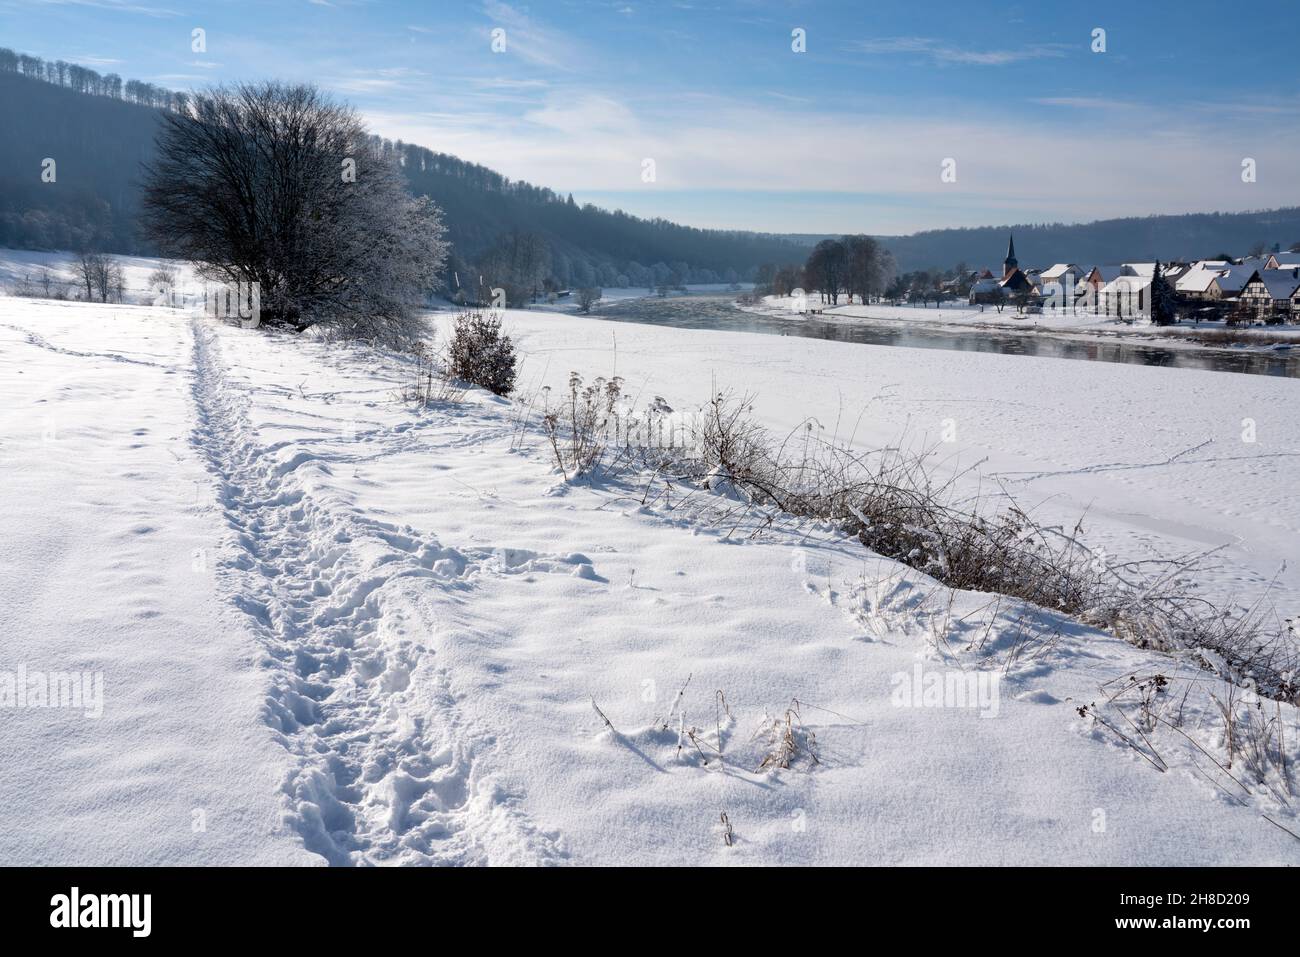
[805,239,847,304]
[78,252,123,303]
[76,251,102,301]
[142,82,447,344]
[843,235,881,305]
[576,287,602,313]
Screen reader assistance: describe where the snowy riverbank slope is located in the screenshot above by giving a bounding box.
[2,297,1297,865]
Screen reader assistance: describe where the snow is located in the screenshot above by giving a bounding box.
[0,249,202,303]
[3,280,1299,865]
[1177,266,1225,294]
[744,292,1132,332]
[0,300,315,865]
[742,292,1300,343]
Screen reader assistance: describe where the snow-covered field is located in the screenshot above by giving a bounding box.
[3,291,1299,866]
[0,248,203,303]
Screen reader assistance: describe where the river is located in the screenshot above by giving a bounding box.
[574,294,1300,378]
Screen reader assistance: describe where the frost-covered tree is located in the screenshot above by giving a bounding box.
[142,82,447,344]
[805,239,847,304]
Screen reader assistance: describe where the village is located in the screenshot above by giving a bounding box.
[956,235,1300,324]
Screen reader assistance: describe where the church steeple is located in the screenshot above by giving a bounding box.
[1003,233,1018,278]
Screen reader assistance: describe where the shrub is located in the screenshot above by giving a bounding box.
[541,372,624,479]
[447,310,517,396]
[400,338,465,406]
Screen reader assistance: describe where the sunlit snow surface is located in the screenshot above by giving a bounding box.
[2,275,1297,864]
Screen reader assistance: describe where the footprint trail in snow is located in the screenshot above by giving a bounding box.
[188,317,569,865]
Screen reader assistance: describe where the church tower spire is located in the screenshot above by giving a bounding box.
[1003,233,1018,278]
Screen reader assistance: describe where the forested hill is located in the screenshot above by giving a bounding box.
[390,139,804,285]
[783,209,1300,273]
[0,71,162,254]
[0,64,804,285]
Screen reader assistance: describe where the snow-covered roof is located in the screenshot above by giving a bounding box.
[1087,266,1126,282]
[1214,263,1258,293]
[1247,269,1300,300]
[1176,267,1224,293]
[1041,263,1080,280]
[1269,252,1300,267]
[1122,263,1156,278]
[1101,275,1151,293]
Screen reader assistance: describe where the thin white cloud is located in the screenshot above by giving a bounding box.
[1033,96,1136,109]
[67,54,124,66]
[37,0,180,17]
[524,94,638,135]
[366,92,1300,232]
[855,36,1068,66]
[481,0,582,71]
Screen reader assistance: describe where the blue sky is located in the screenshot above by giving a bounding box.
[3,0,1298,234]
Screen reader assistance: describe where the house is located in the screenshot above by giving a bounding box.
[1265,252,1300,270]
[1099,274,1152,319]
[1237,268,1300,322]
[968,276,1002,305]
[1209,262,1258,299]
[1076,265,1125,312]
[1040,263,1084,290]
[1176,265,1226,300]
[1037,282,1074,312]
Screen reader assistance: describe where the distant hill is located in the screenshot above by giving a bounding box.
[0,71,161,253]
[782,209,1300,273]
[0,64,805,286]
[6,57,1298,288]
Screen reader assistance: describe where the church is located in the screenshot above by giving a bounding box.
[997,235,1034,294]
[968,234,1033,304]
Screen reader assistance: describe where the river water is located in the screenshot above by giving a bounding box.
[577,295,1300,379]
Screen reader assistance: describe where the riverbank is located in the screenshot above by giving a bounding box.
[740,294,1300,356]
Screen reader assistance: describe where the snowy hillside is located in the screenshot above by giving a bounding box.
[2,286,1298,865]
